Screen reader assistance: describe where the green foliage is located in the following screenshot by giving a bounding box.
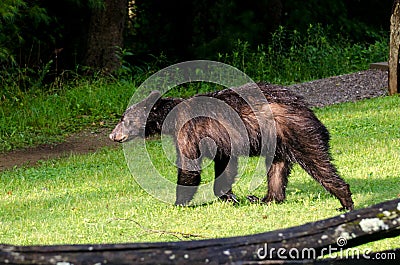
[130,0,390,60]
[0,0,51,66]
[218,25,388,84]
[0,96,399,250]
[0,0,103,86]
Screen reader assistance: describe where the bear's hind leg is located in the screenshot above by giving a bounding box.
[296,154,354,211]
[262,159,292,204]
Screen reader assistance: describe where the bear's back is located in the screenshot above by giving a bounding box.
[197,83,307,108]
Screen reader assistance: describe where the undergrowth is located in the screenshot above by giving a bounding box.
[219,25,387,84]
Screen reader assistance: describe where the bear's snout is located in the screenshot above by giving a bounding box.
[109,121,130,143]
[109,132,128,142]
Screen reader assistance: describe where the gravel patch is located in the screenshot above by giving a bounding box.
[289,69,388,107]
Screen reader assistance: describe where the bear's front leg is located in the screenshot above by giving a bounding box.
[214,155,239,204]
[174,139,203,206]
[175,168,201,206]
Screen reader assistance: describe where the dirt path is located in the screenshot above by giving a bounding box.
[0,69,388,171]
[0,127,119,171]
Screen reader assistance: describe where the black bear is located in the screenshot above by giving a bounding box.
[110,83,354,210]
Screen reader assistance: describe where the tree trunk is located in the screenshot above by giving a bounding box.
[84,0,128,74]
[389,0,400,95]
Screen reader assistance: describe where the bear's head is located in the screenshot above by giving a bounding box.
[109,90,161,142]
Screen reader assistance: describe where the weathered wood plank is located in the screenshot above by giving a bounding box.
[370,62,388,71]
[0,199,399,265]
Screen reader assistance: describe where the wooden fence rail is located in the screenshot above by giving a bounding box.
[1,198,399,265]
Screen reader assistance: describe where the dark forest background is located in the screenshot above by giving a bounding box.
[0,0,391,78]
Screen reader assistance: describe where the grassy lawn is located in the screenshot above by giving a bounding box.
[1,94,399,253]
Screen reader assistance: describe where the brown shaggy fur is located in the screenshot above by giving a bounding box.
[110,83,354,210]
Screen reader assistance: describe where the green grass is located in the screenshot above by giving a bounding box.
[1,95,399,253]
